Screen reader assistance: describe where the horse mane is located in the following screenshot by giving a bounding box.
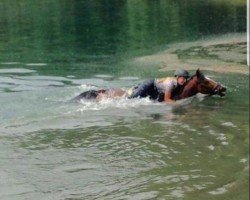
[189,70,204,80]
[185,70,206,85]
[177,70,205,99]
[185,74,195,85]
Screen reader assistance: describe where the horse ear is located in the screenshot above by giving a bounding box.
[196,68,204,80]
[196,68,201,76]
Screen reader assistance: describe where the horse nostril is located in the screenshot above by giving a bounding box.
[217,85,227,97]
[218,85,226,91]
[221,86,226,92]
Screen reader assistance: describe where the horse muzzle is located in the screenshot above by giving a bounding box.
[214,85,226,97]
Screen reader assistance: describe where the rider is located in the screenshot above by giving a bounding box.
[128,69,190,102]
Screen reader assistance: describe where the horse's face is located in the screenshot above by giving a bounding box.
[196,70,226,97]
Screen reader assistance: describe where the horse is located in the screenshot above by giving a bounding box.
[176,69,226,99]
[72,69,226,102]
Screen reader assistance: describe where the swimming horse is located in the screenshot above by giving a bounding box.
[176,69,226,99]
[72,69,226,102]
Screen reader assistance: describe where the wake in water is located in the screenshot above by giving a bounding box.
[70,83,197,110]
[76,95,156,111]
[0,75,196,136]
[71,69,226,110]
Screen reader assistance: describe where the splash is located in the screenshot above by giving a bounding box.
[76,97,155,112]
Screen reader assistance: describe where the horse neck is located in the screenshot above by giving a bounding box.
[179,77,199,99]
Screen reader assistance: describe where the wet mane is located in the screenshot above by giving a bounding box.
[188,71,205,81]
[178,70,212,99]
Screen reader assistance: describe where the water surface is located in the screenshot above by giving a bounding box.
[0,1,248,200]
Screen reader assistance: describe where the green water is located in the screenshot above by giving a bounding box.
[0,1,248,200]
[0,0,246,77]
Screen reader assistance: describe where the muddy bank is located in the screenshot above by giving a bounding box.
[132,33,248,74]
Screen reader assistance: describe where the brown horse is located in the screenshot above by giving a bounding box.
[177,69,226,99]
[72,69,226,102]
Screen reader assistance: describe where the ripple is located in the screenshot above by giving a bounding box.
[208,187,227,195]
[0,75,65,90]
[170,187,185,198]
[0,83,15,89]
[208,145,215,151]
[78,84,98,91]
[1,62,20,65]
[20,75,70,82]
[25,63,47,66]
[55,164,99,173]
[118,76,140,80]
[94,74,113,79]
[239,158,247,163]
[71,78,109,86]
[123,191,159,199]
[221,122,237,127]
[0,68,36,74]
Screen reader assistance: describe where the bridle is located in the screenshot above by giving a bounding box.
[179,71,226,98]
[204,77,223,95]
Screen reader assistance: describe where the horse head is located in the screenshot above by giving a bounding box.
[179,69,226,99]
[195,69,226,97]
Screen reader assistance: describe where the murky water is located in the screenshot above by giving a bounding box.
[0,1,248,200]
[0,68,248,200]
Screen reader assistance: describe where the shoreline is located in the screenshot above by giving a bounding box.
[131,33,248,75]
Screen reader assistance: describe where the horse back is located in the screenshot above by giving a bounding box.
[72,89,106,101]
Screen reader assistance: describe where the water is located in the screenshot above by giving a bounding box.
[0,1,248,200]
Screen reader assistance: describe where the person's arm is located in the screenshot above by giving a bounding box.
[164,80,175,102]
[156,78,176,103]
[164,91,175,102]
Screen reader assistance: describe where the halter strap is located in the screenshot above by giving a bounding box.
[212,83,220,91]
[205,77,220,91]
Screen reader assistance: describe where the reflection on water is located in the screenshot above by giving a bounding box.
[0,0,246,77]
